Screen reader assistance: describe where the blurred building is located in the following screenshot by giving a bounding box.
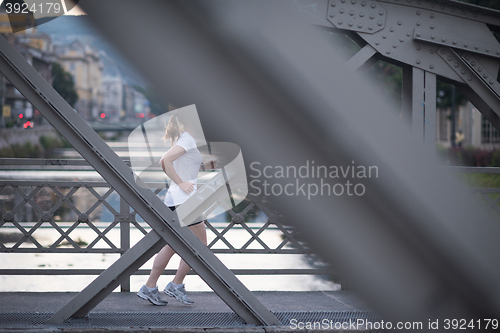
[436,103,500,149]
[102,75,123,122]
[0,6,55,128]
[54,40,103,120]
[123,84,150,120]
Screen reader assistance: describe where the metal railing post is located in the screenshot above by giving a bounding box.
[119,195,131,292]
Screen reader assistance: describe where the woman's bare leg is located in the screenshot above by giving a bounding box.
[145,244,176,288]
[172,222,207,285]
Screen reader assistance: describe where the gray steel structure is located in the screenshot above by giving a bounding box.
[0,34,279,326]
[300,0,500,144]
[1,0,500,330]
[0,158,321,282]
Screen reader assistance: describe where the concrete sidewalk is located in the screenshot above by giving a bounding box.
[0,291,378,332]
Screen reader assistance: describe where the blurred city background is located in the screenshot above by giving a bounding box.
[0,4,161,144]
[2,1,500,170]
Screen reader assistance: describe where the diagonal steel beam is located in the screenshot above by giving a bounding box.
[438,47,500,131]
[456,84,500,131]
[0,34,279,326]
[50,230,166,323]
[346,44,378,72]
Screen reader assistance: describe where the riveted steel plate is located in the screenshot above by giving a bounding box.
[439,48,500,95]
[327,0,387,33]
[413,30,500,60]
[461,52,499,90]
[379,0,500,28]
[357,1,500,82]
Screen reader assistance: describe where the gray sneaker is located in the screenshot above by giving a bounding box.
[137,285,168,306]
[164,282,194,305]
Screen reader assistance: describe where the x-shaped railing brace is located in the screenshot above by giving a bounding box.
[0,34,280,326]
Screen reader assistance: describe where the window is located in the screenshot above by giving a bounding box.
[481,115,500,143]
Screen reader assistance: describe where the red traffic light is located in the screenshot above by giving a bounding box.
[100,113,106,119]
[19,114,24,119]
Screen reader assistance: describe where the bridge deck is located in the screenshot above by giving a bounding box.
[0,291,375,332]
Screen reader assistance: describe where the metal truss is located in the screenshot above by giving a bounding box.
[0,35,279,325]
[298,0,500,134]
[0,159,320,268]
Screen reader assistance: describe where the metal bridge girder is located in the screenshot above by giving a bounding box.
[301,0,500,132]
[439,47,500,130]
[307,0,500,82]
[0,34,279,326]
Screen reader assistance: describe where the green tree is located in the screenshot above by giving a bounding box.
[51,62,78,107]
[437,81,466,109]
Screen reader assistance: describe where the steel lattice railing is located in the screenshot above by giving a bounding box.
[2,158,499,292]
[0,158,331,291]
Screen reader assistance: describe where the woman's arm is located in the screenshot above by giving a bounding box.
[159,145,195,194]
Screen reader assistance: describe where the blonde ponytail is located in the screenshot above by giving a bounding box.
[162,114,183,144]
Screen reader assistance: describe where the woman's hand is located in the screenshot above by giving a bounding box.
[204,159,218,170]
[179,182,196,194]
